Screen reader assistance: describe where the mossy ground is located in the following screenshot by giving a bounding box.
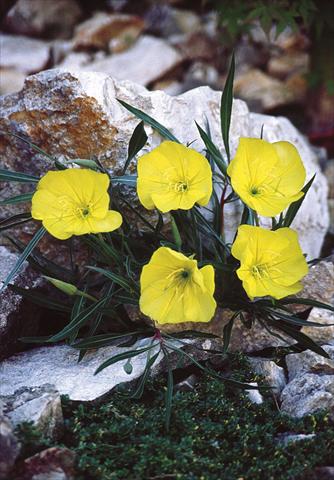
[17,354,334,480]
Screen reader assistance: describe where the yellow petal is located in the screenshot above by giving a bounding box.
[88,210,122,233]
[272,141,306,196]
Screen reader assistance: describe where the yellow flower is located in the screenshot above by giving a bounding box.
[231,225,308,300]
[31,169,122,240]
[227,138,306,217]
[137,141,212,213]
[140,247,216,325]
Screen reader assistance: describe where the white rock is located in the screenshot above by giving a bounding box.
[285,346,334,381]
[302,308,334,344]
[0,34,50,74]
[280,373,334,418]
[245,382,264,404]
[248,357,286,394]
[0,385,63,440]
[0,338,205,402]
[79,36,183,86]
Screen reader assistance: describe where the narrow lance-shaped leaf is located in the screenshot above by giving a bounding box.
[220,52,235,162]
[123,120,148,174]
[282,174,316,227]
[0,168,39,183]
[0,192,34,205]
[130,350,161,399]
[95,344,157,375]
[117,99,180,143]
[195,121,227,174]
[48,293,114,343]
[87,265,139,294]
[0,213,32,233]
[110,175,137,187]
[0,227,46,293]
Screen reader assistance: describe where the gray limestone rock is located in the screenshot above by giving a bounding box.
[248,357,286,394]
[0,384,63,440]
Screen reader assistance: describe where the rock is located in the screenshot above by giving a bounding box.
[234,68,297,111]
[144,5,200,37]
[248,357,286,394]
[14,447,76,480]
[173,31,220,62]
[170,8,201,35]
[0,385,63,440]
[301,257,334,305]
[281,346,334,418]
[0,338,221,402]
[285,346,334,381]
[182,61,219,91]
[0,69,329,258]
[301,308,334,344]
[0,414,20,480]
[245,382,264,404]
[79,36,183,86]
[280,373,334,418]
[73,12,144,52]
[0,68,26,95]
[151,79,183,96]
[234,40,269,74]
[325,160,334,199]
[174,374,198,392]
[0,34,50,74]
[0,246,42,361]
[267,52,309,80]
[3,0,82,39]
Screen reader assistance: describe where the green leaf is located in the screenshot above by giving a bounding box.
[265,308,334,328]
[220,52,235,162]
[117,99,180,143]
[0,227,46,293]
[73,331,150,350]
[87,265,138,294]
[48,294,113,343]
[0,213,32,232]
[282,175,316,227]
[223,312,239,353]
[123,121,148,174]
[279,297,334,313]
[195,121,227,174]
[94,344,157,375]
[0,168,39,183]
[67,159,99,169]
[123,358,133,374]
[269,320,330,358]
[129,350,160,399]
[163,347,174,431]
[110,175,137,187]
[0,192,34,205]
[170,214,182,251]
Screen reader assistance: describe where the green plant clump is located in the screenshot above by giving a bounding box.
[17,355,334,480]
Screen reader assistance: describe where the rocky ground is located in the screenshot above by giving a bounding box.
[1,1,334,479]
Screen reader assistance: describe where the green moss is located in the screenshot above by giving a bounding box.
[17,354,334,480]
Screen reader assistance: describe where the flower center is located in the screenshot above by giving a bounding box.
[251,264,269,278]
[250,186,261,196]
[76,205,91,219]
[174,181,189,193]
[181,269,190,279]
